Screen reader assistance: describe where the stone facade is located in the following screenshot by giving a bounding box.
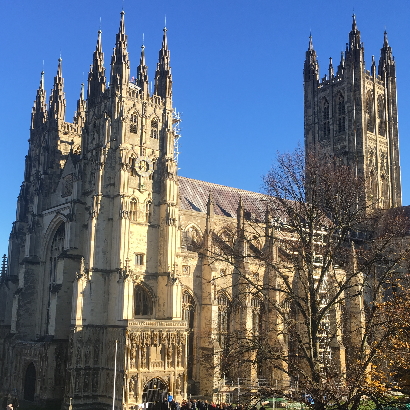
[0,13,403,410]
[304,15,401,209]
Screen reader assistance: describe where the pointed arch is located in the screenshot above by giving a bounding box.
[150,117,159,139]
[134,283,153,316]
[41,213,68,261]
[182,288,196,381]
[336,92,346,133]
[182,224,202,251]
[321,97,330,139]
[144,198,152,223]
[378,95,386,136]
[130,197,138,221]
[128,152,138,177]
[366,91,375,132]
[217,291,231,352]
[129,111,139,134]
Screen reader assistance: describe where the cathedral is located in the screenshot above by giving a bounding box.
[0,13,403,410]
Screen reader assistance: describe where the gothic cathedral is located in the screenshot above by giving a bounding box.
[0,13,403,410]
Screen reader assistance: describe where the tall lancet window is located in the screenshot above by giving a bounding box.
[182,291,196,380]
[130,112,138,134]
[43,223,65,335]
[367,91,375,133]
[378,95,386,136]
[217,293,230,350]
[321,98,330,139]
[134,285,153,316]
[130,198,138,221]
[337,93,346,133]
[150,118,159,139]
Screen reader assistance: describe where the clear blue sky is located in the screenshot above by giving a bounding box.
[0,0,409,255]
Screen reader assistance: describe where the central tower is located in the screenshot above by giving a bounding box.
[303,16,402,209]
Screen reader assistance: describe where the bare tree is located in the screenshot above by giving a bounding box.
[207,148,410,410]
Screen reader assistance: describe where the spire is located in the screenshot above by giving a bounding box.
[137,44,149,95]
[154,26,172,99]
[346,14,364,64]
[328,57,334,78]
[49,58,66,123]
[348,14,362,51]
[378,30,395,79]
[352,13,357,31]
[110,10,130,92]
[337,51,345,76]
[74,83,86,127]
[88,29,106,104]
[371,55,376,76]
[303,33,319,82]
[31,71,47,129]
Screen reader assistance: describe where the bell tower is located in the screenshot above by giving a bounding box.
[303,16,402,209]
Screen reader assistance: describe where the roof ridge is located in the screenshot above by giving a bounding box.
[178,175,266,197]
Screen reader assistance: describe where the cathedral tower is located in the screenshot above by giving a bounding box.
[304,16,402,209]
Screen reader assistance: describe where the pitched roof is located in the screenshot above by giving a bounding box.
[178,176,269,221]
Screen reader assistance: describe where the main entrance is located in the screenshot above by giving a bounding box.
[142,378,168,404]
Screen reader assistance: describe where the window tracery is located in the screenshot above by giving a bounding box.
[150,118,159,139]
[182,290,196,379]
[130,198,138,221]
[337,93,346,133]
[130,112,138,134]
[183,225,202,251]
[366,91,375,133]
[378,95,386,136]
[134,285,152,316]
[217,293,230,351]
[321,98,330,139]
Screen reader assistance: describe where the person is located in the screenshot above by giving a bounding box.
[6,404,13,410]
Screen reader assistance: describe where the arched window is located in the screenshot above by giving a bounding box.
[217,293,230,351]
[321,98,330,139]
[150,118,159,139]
[129,156,137,177]
[130,198,138,221]
[145,200,152,223]
[337,93,346,133]
[251,297,263,335]
[134,285,153,316]
[130,112,138,134]
[367,91,375,133]
[183,225,202,251]
[378,95,386,136]
[182,290,196,380]
[49,224,65,286]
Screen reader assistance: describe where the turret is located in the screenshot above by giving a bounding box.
[31,71,47,129]
[328,57,334,79]
[154,27,172,99]
[378,31,396,79]
[337,51,345,76]
[303,34,319,82]
[74,83,86,128]
[346,14,364,63]
[48,58,66,123]
[110,11,130,93]
[88,29,106,105]
[137,44,149,96]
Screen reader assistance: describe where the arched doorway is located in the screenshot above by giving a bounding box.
[24,362,36,401]
[142,377,168,405]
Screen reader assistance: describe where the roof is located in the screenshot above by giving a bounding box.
[178,176,269,221]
